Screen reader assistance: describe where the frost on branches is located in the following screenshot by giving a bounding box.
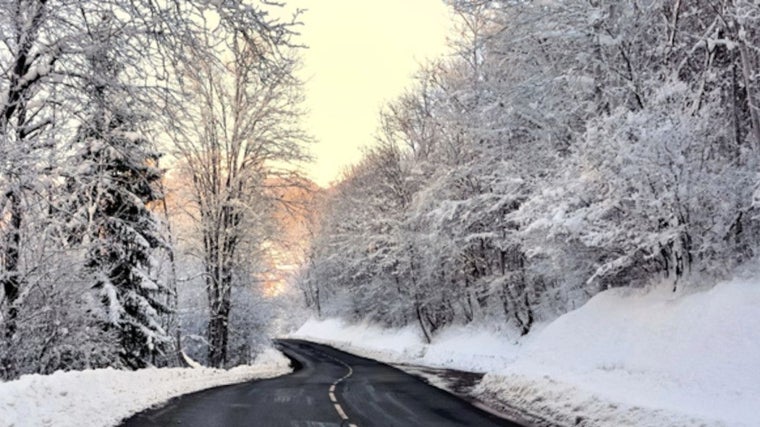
[298,0,760,340]
[0,0,307,379]
[61,18,169,369]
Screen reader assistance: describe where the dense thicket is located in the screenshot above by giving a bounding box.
[300,0,760,339]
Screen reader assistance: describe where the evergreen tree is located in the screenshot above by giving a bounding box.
[65,18,170,368]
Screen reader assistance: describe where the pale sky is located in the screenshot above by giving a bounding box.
[281,1,454,187]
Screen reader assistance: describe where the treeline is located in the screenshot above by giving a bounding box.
[0,0,307,379]
[299,0,760,340]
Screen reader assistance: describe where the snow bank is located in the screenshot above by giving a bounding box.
[479,279,760,427]
[0,348,292,427]
[292,278,760,426]
[293,318,426,364]
[292,318,518,372]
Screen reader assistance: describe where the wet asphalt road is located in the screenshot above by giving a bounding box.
[120,339,523,427]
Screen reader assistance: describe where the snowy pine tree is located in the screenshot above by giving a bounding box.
[64,21,170,368]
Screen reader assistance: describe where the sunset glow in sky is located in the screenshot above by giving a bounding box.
[283,1,454,187]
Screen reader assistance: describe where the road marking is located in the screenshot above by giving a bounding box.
[334,403,348,419]
[333,402,359,427]
[314,347,358,426]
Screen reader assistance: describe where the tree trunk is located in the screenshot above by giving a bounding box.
[158,179,180,366]
[314,286,321,319]
[519,291,534,336]
[737,34,760,149]
[414,300,431,344]
[2,191,22,340]
[205,204,239,368]
[207,293,230,368]
[1,1,47,343]
[207,264,232,368]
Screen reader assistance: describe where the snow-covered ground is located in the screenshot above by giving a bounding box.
[0,348,292,427]
[293,317,520,373]
[292,278,760,427]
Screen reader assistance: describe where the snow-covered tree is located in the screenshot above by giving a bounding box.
[0,0,58,345]
[1,0,308,378]
[62,17,169,368]
[300,0,760,340]
[168,4,309,368]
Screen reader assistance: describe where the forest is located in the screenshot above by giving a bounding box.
[2,0,760,383]
[0,0,309,379]
[298,0,760,342]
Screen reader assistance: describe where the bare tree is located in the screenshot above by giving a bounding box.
[169,7,308,367]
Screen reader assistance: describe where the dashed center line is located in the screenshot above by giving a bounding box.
[334,403,348,419]
[316,349,359,427]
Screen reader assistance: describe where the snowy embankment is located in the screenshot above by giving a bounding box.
[292,279,760,427]
[0,348,292,427]
[293,317,520,373]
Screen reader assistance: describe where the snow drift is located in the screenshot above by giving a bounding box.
[293,278,760,426]
[480,279,760,427]
[0,348,291,427]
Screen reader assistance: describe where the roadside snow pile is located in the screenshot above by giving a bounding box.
[479,279,760,427]
[423,326,522,372]
[292,318,519,372]
[293,278,760,427]
[293,318,426,363]
[0,347,292,427]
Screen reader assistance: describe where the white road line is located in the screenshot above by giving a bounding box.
[334,403,348,419]
[314,347,359,426]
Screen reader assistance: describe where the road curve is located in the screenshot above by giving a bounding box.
[120,339,523,427]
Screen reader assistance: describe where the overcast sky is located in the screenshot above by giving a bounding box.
[280,1,453,187]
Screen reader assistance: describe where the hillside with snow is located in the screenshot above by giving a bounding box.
[292,278,760,427]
